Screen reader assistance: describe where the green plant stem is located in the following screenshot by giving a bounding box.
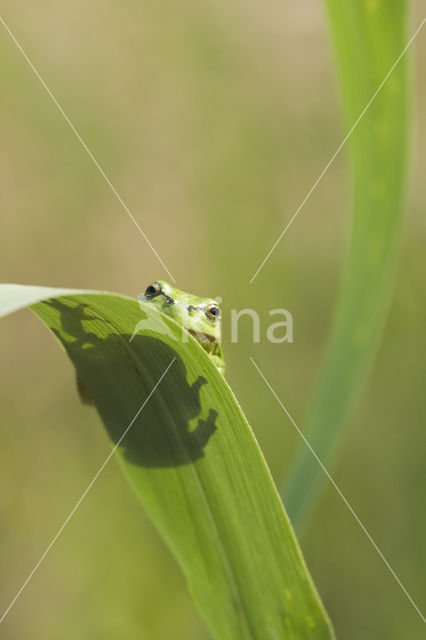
[283,0,410,527]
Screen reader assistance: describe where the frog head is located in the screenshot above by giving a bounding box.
[139,280,222,354]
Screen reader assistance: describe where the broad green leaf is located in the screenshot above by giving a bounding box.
[0,284,334,640]
[283,1,410,526]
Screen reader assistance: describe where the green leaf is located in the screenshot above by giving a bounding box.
[283,1,410,525]
[0,284,334,640]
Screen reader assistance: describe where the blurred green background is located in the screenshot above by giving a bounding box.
[1,1,425,638]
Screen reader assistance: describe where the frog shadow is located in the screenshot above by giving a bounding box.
[43,299,218,468]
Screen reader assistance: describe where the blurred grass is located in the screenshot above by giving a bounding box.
[1,1,425,639]
[283,0,411,524]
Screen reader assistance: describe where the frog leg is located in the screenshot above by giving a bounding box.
[210,343,225,376]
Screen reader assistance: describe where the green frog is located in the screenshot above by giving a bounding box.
[139,280,225,376]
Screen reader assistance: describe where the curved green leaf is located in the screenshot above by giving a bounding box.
[283,0,410,526]
[0,284,334,639]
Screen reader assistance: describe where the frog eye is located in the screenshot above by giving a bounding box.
[144,282,161,298]
[205,304,220,321]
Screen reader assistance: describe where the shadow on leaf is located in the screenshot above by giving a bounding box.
[42,298,218,468]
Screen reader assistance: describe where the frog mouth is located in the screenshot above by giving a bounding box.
[187,328,216,344]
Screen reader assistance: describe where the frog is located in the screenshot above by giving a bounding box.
[139,280,225,376]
